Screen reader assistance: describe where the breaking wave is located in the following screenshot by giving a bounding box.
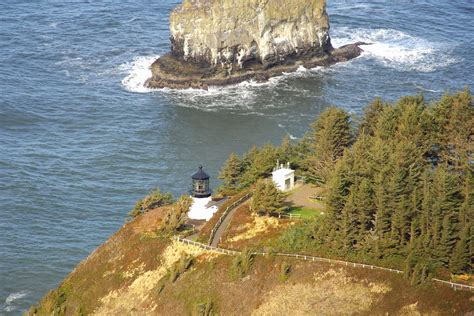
[120,28,458,98]
[331,27,458,72]
[120,55,159,93]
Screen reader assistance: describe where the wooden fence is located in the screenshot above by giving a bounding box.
[175,236,240,255]
[277,213,302,220]
[207,193,251,245]
[174,237,474,292]
[432,278,474,291]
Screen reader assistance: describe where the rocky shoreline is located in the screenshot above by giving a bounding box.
[146,43,368,90]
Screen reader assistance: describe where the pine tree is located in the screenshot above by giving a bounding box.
[250,180,286,216]
[341,188,363,252]
[449,224,472,274]
[241,144,278,186]
[354,179,376,236]
[218,152,244,191]
[432,88,473,170]
[304,107,352,184]
[431,165,462,262]
[437,214,457,266]
[360,97,385,136]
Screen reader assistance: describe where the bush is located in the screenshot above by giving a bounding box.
[162,195,193,234]
[169,253,194,283]
[276,223,314,253]
[279,261,292,282]
[195,299,216,316]
[129,188,174,218]
[231,248,255,279]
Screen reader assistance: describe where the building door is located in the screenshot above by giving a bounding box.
[285,178,291,190]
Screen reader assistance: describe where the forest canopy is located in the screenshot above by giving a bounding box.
[219,89,473,281]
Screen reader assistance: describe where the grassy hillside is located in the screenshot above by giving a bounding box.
[30,203,473,315]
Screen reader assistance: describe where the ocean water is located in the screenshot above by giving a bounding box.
[0,0,472,313]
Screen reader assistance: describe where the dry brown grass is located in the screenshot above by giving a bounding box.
[93,240,220,315]
[219,204,292,251]
[253,268,390,315]
[228,214,280,243]
[31,204,474,316]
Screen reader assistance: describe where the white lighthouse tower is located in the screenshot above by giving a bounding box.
[187,166,218,221]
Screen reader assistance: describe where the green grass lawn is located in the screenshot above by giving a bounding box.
[286,206,320,220]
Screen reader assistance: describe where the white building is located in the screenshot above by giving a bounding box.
[272,161,295,192]
[187,165,219,221]
[188,196,218,221]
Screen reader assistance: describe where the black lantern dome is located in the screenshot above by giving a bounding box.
[191,165,211,198]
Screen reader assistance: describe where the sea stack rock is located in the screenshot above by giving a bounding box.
[146,0,365,89]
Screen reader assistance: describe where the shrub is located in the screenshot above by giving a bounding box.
[129,188,174,218]
[231,248,255,279]
[162,195,193,234]
[195,299,216,316]
[279,261,292,282]
[169,253,194,283]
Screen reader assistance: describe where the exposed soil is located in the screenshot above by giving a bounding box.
[146,43,368,90]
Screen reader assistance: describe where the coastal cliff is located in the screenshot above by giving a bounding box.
[29,206,473,315]
[170,0,331,68]
[146,0,365,89]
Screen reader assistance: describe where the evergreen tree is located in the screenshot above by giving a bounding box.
[304,107,352,184]
[436,213,457,266]
[241,144,278,186]
[341,190,360,252]
[360,97,385,136]
[354,179,376,236]
[432,88,473,170]
[431,166,462,256]
[218,152,244,191]
[250,180,286,216]
[449,224,472,274]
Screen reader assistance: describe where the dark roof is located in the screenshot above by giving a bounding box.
[192,165,210,180]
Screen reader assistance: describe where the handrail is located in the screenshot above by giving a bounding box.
[207,193,251,245]
[432,278,474,291]
[173,237,474,292]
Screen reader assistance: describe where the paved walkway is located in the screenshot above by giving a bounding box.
[286,184,325,210]
[210,199,249,247]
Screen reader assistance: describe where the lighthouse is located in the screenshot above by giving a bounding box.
[191,165,211,198]
[188,165,217,221]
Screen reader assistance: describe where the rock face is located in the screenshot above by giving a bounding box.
[146,0,366,89]
[170,0,332,69]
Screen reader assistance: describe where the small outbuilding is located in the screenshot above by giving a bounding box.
[272,161,295,192]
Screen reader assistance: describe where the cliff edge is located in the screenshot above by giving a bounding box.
[29,206,473,315]
[146,0,366,89]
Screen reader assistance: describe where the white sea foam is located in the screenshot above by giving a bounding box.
[2,290,29,312]
[120,27,456,100]
[120,55,159,93]
[331,28,458,72]
[5,291,28,305]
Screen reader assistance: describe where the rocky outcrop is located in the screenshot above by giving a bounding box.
[146,0,366,89]
[170,0,331,69]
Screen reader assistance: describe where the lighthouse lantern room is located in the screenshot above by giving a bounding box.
[191,165,211,198]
